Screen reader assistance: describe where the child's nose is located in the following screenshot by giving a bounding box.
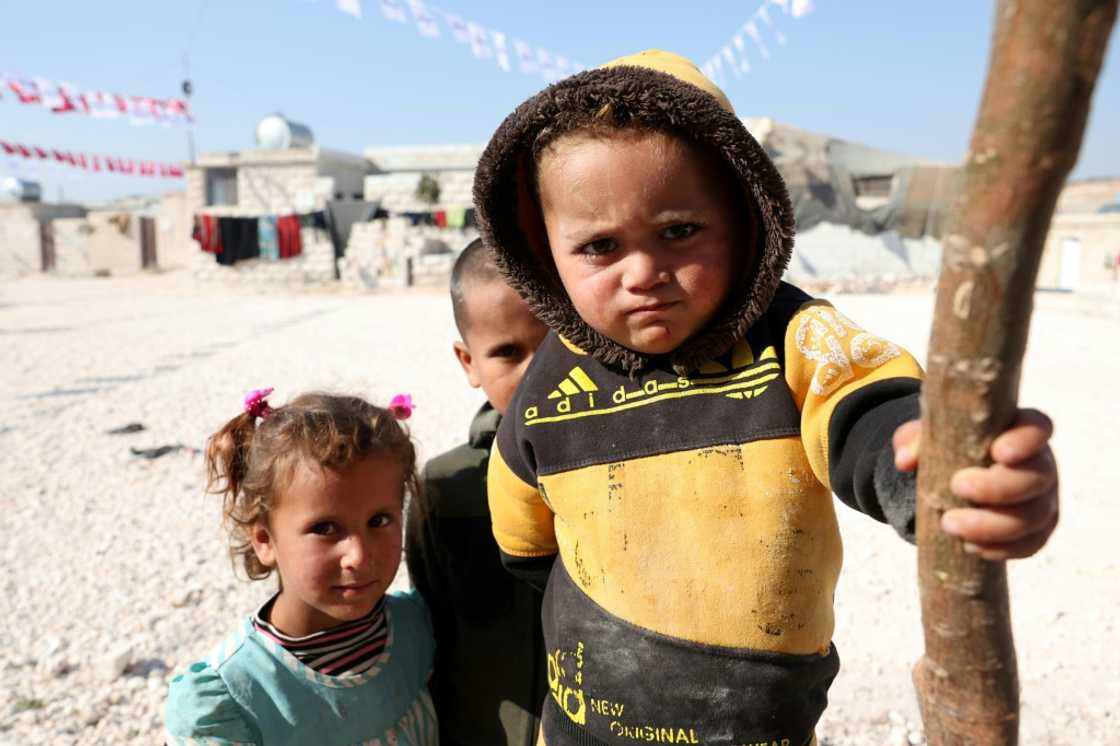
[621,250,669,291]
[340,535,372,572]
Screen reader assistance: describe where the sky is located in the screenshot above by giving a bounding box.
[2,0,1118,205]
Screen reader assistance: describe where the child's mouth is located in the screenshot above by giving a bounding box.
[627,301,677,317]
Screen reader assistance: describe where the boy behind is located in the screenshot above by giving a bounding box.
[406,239,549,746]
[474,51,1060,745]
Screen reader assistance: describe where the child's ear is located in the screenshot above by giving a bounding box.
[250,522,277,569]
[453,341,482,389]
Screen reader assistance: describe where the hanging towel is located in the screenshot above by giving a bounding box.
[238,217,260,261]
[446,206,466,229]
[192,215,223,254]
[217,217,240,266]
[205,215,223,254]
[258,216,279,260]
[464,207,478,228]
[277,215,303,259]
[435,210,448,228]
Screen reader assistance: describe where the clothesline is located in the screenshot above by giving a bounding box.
[392,206,478,229]
[192,211,329,266]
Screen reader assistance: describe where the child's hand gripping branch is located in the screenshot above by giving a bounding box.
[894,409,1059,560]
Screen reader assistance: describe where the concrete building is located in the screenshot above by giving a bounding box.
[45,192,194,277]
[362,144,482,212]
[1056,177,1120,214]
[187,146,371,285]
[0,201,88,278]
[337,144,483,289]
[1034,178,1120,297]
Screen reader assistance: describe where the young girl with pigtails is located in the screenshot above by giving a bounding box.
[164,389,438,745]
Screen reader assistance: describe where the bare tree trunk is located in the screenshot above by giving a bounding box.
[914,2,1117,744]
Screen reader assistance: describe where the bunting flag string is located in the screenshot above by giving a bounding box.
[0,73,192,127]
[701,0,814,86]
[0,140,185,179]
[330,0,584,83]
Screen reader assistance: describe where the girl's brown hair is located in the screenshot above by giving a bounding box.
[205,392,422,580]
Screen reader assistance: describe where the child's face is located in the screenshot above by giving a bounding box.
[454,279,548,415]
[536,130,743,355]
[251,453,404,636]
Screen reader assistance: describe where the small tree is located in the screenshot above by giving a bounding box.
[415,173,441,207]
[913,2,1117,744]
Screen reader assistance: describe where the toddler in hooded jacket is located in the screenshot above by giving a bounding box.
[475,50,1060,746]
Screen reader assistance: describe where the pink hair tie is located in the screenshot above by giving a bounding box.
[389,393,414,421]
[244,388,274,420]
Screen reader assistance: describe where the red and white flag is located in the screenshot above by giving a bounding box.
[84,91,120,119]
[513,39,538,74]
[4,75,42,104]
[337,0,362,19]
[732,34,752,75]
[468,22,493,59]
[441,12,471,43]
[379,0,407,23]
[744,21,770,60]
[407,0,440,37]
[536,48,556,81]
[1,73,191,126]
[756,5,788,45]
[0,139,184,178]
[490,30,512,72]
[721,46,740,78]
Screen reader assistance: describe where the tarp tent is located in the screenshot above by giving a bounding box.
[743,117,959,239]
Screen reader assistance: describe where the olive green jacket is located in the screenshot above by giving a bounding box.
[406,404,546,746]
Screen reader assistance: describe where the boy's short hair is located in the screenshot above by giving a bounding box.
[450,238,503,336]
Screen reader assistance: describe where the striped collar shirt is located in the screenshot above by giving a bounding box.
[252,595,389,677]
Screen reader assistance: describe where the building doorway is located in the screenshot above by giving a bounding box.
[38,221,56,272]
[1058,238,1081,291]
[140,217,158,269]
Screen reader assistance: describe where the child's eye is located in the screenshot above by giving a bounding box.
[578,238,617,257]
[662,223,699,241]
[309,522,337,536]
[369,513,393,529]
[490,344,520,360]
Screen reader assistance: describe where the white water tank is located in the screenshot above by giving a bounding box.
[255,114,314,149]
[0,176,42,203]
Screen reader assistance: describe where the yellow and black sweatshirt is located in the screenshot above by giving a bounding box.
[473,50,924,746]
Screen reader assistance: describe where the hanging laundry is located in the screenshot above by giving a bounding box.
[299,210,329,232]
[401,211,436,227]
[217,217,240,266]
[215,216,261,265]
[463,208,478,228]
[192,215,224,254]
[238,217,260,261]
[446,206,466,229]
[277,215,303,259]
[435,210,448,229]
[258,216,279,260]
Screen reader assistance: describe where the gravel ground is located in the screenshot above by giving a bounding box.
[1,272,1115,745]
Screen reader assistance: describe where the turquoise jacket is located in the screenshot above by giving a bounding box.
[164,591,437,745]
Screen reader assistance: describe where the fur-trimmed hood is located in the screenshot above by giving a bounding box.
[472,50,795,375]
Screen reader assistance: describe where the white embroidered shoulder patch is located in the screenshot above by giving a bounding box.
[795,306,900,396]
